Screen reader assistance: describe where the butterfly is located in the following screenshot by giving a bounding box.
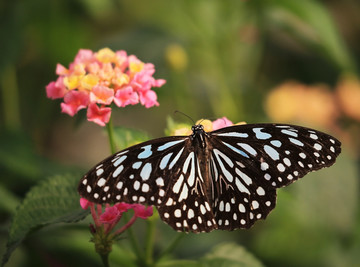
[78,123,341,233]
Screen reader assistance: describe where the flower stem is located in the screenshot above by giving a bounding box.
[106,117,117,154]
[100,253,110,267]
[114,214,137,235]
[121,213,144,263]
[145,216,156,265]
[157,233,186,261]
[0,65,21,130]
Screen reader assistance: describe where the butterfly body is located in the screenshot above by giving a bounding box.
[78,123,341,233]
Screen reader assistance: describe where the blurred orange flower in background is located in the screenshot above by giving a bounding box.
[336,75,360,122]
[264,81,338,128]
[264,75,360,154]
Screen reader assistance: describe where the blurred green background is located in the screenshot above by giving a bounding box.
[1,0,360,266]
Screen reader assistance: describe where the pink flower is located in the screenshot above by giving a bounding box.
[139,90,159,108]
[79,199,153,255]
[90,85,114,105]
[152,78,166,87]
[115,50,128,71]
[80,198,90,210]
[99,206,120,224]
[60,90,89,116]
[114,86,139,107]
[132,204,153,219]
[87,103,111,127]
[56,64,69,75]
[46,47,166,126]
[74,49,94,64]
[45,78,67,99]
[212,117,233,130]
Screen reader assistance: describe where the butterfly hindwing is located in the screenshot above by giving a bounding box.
[208,143,277,230]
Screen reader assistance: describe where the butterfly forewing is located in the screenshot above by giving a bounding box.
[79,136,188,205]
[78,123,341,233]
[211,124,341,188]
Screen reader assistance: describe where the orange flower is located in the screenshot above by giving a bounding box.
[265,81,338,128]
[336,75,360,122]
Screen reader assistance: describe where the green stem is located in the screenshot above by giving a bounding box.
[122,213,145,263]
[145,216,156,265]
[106,117,117,154]
[100,253,110,267]
[0,65,21,130]
[157,233,186,262]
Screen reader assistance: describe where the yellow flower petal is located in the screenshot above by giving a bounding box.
[129,61,144,73]
[96,48,116,63]
[63,75,83,90]
[81,74,99,90]
[113,73,130,88]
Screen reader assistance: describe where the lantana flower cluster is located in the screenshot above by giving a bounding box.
[46,48,166,126]
[80,198,153,254]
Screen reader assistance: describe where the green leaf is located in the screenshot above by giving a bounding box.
[157,259,201,267]
[113,126,150,150]
[2,173,89,266]
[201,243,264,267]
[0,184,20,214]
[267,0,356,72]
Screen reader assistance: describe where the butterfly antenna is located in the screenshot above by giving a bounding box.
[174,110,196,125]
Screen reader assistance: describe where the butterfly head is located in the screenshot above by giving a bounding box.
[191,124,207,148]
[191,124,205,134]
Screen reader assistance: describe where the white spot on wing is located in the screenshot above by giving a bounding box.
[314,143,322,150]
[173,174,184,194]
[281,129,298,137]
[113,165,124,178]
[160,152,173,170]
[277,163,286,172]
[264,145,280,160]
[222,142,249,158]
[132,161,142,169]
[235,168,252,185]
[96,168,104,176]
[138,145,152,159]
[142,183,149,193]
[238,143,257,156]
[134,181,140,190]
[113,155,127,167]
[289,138,304,146]
[261,162,269,170]
[253,128,271,140]
[179,184,188,202]
[235,177,250,194]
[256,186,265,196]
[157,140,184,151]
[97,178,106,187]
[216,132,248,138]
[169,147,184,169]
[140,163,152,181]
[156,177,164,186]
[116,181,123,189]
[270,140,282,147]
